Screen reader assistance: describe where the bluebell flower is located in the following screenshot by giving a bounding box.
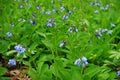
[96,28,101,33]
[46,18,56,27]
[110,22,116,27]
[106,4,111,9]
[82,56,88,65]
[36,5,41,10]
[30,20,36,25]
[74,58,81,67]
[107,30,113,35]
[74,56,88,67]
[75,27,78,32]
[101,28,108,33]
[32,13,36,18]
[53,9,58,13]
[90,2,95,6]
[46,11,51,15]
[47,22,52,27]
[14,45,26,54]
[96,33,102,39]
[20,4,24,8]
[101,7,105,11]
[6,32,12,37]
[59,40,66,48]
[8,59,16,66]
[60,6,65,11]
[62,14,69,20]
[10,23,14,27]
[117,71,120,76]
[94,10,99,14]
[68,10,73,15]
[68,27,74,33]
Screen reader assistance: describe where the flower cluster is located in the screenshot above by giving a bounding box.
[46,18,56,27]
[74,56,88,67]
[100,4,111,11]
[8,59,16,66]
[96,28,113,39]
[14,45,26,54]
[68,27,78,33]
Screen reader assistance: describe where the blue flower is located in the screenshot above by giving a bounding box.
[36,5,41,10]
[107,30,113,35]
[90,2,95,6]
[68,27,74,33]
[46,18,56,27]
[53,9,58,13]
[74,57,88,67]
[94,10,99,14]
[68,10,73,15]
[82,56,88,65]
[59,40,66,48]
[62,14,69,20]
[110,22,116,27]
[60,6,65,11]
[101,7,105,11]
[96,32,102,39]
[101,28,108,33]
[8,59,16,66]
[14,45,26,54]
[30,20,36,25]
[6,32,12,37]
[20,4,24,8]
[117,71,120,76]
[10,23,14,27]
[74,58,81,67]
[46,11,51,15]
[75,27,78,32]
[47,22,52,27]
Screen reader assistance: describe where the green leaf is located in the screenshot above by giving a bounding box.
[6,50,16,56]
[84,64,101,78]
[36,31,46,38]
[0,66,7,76]
[97,73,109,80]
[108,72,116,80]
[27,68,38,80]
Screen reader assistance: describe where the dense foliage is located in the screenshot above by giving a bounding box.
[0,0,120,80]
